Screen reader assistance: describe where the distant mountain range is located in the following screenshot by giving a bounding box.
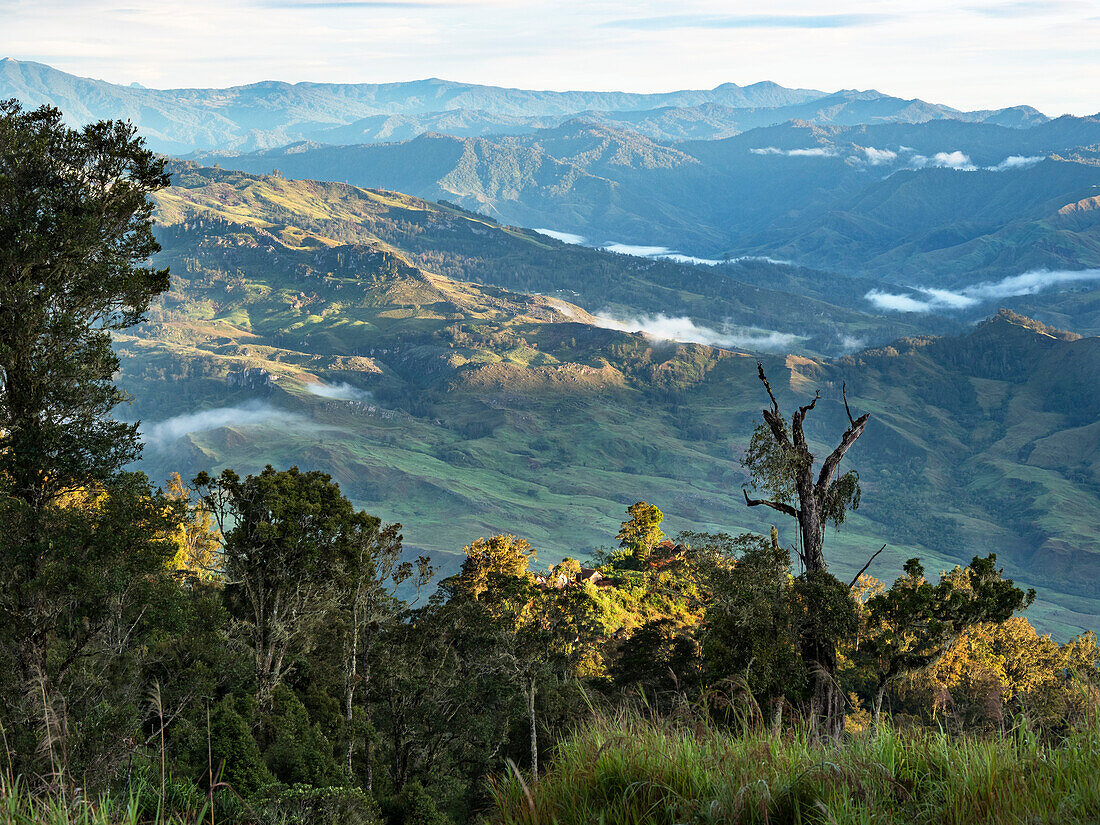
[0,58,1057,153]
[193,118,1100,326]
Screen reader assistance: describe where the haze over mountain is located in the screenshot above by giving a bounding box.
[0,58,1054,153]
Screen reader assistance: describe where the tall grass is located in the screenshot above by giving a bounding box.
[491,710,1100,825]
[0,776,207,825]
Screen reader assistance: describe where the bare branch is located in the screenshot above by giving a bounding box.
[743,488,799,519]
[797,392,820,421]
[757,364,794,448]
[842,382,856,427]
[757,362,779,415]
[816,412,870,493]
[848,545,887,589]
[792,391,820,450]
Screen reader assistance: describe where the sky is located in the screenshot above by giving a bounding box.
[1,0,1098,115]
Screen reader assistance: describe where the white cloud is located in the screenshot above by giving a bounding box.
[601,242,724,266]
[967,267,1100,299]
[587,311,802,352]
[305,381,371,400]
[728,255,793,265]
[751,146,837,157]
[987,154,1044,171]
[602,242,679,257]
[839,334,867,352]
[140,401,305,447]
[534,228,586,244]
[915,287,979,309]
[865,290,938,313]
[866,267,1100,313]
[909,150,977,170]
[861,146,898,165]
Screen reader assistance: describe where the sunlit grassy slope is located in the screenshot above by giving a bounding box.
[118,166,1100,638]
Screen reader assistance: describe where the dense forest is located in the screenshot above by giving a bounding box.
[2,101,1099,825]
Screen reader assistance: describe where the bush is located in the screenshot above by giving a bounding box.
[252,783,382,825]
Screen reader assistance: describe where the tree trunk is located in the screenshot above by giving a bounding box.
[770,697,784,735]
[344,649,355,775]
[528,677,538,781]
[807,640,843,742]
[364,732,373,793]
[363,655,373,793]
[874,682,887,729]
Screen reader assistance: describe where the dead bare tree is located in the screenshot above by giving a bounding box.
[742,363,869,739]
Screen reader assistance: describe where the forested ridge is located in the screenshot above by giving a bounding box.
[2,101,1099,825]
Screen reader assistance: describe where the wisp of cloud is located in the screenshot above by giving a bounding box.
[141,401,305,448]
[588,311,802,352]
[866,267,1100,313]
[306,381,372,401]
[751,146,838,158]
[534,228,587,244]
[862,147,898,165]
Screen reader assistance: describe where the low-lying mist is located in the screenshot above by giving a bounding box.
[305,381,372,401]
[587,311,802,352]
[866,267,1100,313]
[140,401,307,449]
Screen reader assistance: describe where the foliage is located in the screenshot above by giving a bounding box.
[165,472,221,579]
[452,534,535,601]
[615,501,666,566]
[699,532,805,712]
[857,555,1036,720]
[194,465,386,705]
[0,99,169,505]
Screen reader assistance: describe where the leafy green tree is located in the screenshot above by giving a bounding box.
[445,535,601,781]
[453,534,535,600]
[340,524,432,789]
[0,100,169,508]
[165,472,222,580]
[0,475,181,783]
[612,617,701,702]
[858,555,1034,725]
[700,531,805,728]
[616,501,666,565]
[0,100,173,783]
[370,608,467,793]
[194,466,381,707]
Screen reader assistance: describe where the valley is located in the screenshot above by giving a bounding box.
[114,165,1100,638]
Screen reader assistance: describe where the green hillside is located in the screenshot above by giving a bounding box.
[114,168,1100,638]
